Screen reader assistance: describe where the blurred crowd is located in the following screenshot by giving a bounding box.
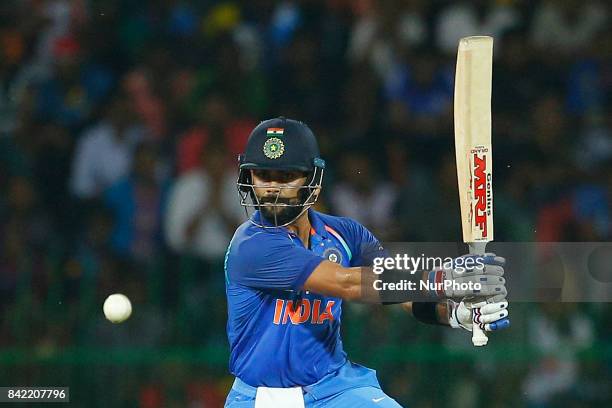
[1,0,611,406]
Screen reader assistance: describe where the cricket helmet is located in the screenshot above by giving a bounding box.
[237,117,325,227]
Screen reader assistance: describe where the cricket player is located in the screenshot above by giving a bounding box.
[224,118,509,407]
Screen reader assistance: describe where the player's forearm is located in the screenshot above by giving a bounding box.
[305,262,431,303]
[435,301,450,325]
[304,262,364,301]
[336,266,430,303]
[334,266,363,301]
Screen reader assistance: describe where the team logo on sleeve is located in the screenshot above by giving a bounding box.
[263,137,285,159]
[323,248,343,264]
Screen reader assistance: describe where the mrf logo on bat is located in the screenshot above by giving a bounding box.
[470,145,492,240]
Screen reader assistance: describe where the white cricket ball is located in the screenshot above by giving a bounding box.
[103,293,132,323]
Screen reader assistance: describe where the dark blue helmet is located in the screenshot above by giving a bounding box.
[237,117,325,227]
[238,117,325,172]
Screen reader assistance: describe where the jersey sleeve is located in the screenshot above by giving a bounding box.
[339,218,387,267]
[226,231,325,291]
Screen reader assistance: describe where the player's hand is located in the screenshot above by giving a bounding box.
[427,253,506,298]
[448,297,510,332]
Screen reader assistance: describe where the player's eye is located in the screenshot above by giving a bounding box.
[280,171,307,183]
[252,170,273,181]
[253,170,306,183]
[279,172,295,182]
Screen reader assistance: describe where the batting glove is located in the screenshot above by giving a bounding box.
[426,253,506,299]
[448,297,510,332]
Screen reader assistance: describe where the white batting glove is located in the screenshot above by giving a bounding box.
[426,253,506,298]
[448,297,510,332]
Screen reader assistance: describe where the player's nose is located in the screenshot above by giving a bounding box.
[263,181,281,193]
[265,187,281,196]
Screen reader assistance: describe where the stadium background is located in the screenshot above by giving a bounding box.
[1,0,611,406]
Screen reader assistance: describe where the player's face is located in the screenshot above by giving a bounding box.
[251,169,309,225]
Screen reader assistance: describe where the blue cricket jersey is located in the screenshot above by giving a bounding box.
[224,209,384,387]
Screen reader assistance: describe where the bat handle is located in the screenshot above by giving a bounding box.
[468,242,488,347]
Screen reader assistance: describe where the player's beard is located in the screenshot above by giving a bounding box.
[257,195,304,226]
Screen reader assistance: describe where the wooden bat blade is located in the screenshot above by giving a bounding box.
[454,36,494,245]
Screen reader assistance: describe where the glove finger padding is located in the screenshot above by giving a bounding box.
[478,309,509,324]
[483,253,505,267]
[479,300,508,314]
[454,276,505,285]
[454,264,504,277]
[449,255,505,277]
[446,276,506,297]
[473,299,510,331]
[485,293,507,304]
[474,303,508,324]
[481,264,504,276]
[478,284,507,297]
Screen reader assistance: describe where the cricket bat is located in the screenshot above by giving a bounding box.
[453,36,494,347]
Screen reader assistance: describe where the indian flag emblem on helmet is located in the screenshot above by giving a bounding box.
[266,127,284,137]
[263,137,285,159]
